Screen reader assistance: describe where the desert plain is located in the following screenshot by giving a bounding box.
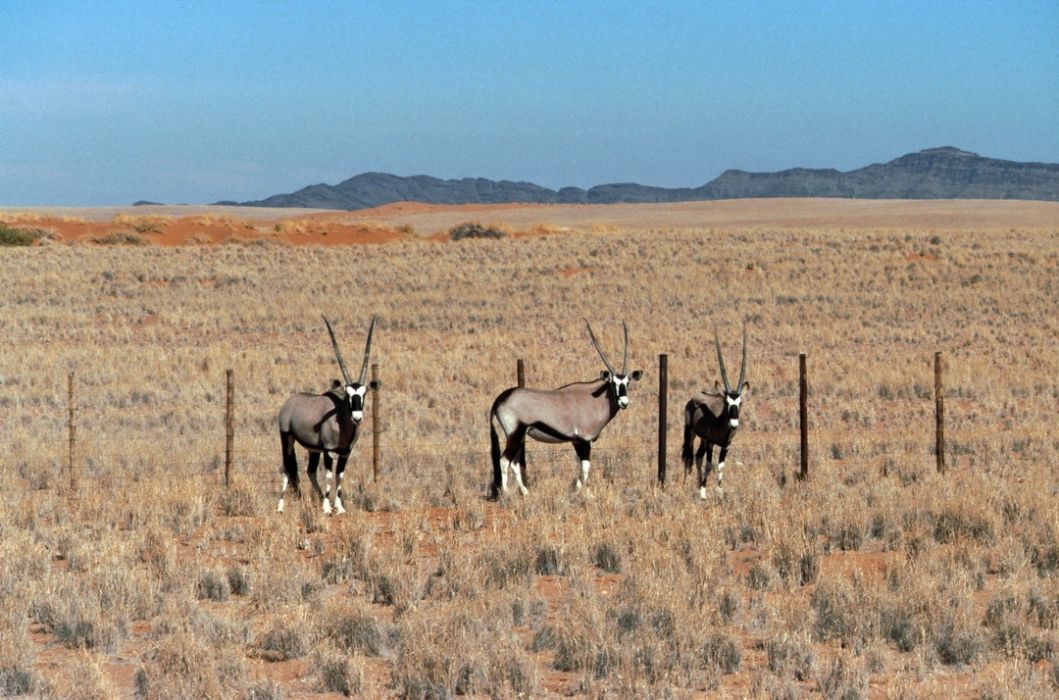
[1,198,1058,698]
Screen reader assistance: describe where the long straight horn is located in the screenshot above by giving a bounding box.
[323,316,353,386]
[621,320,629,375]
[585,320,616,375]
[715,328,732,393]
[358,314,378,384]
[737,321,747,391]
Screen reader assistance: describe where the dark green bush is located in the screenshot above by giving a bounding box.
[449,222,506,241]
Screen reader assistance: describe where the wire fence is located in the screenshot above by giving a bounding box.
[3,355,1055,496]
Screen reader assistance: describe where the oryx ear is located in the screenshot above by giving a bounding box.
[331,379,342,390]
[369,380,381,391]
[740,381,750,395]
[714,379,722,393]
[600,370,612,381]
[630,369,643,382]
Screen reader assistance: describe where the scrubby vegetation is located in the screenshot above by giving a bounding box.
[1,209,1057,695]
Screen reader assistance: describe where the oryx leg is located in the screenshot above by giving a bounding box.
[278,432,300,513]
[715,444,729,496]
[573,440,592,492]
[332,453,349,514]
[306,452,329,514]
[500,426,526,496]
[322,452,334,499]
[694,439,709,488]
[698,443,714,500]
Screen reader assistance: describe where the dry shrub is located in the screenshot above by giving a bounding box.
[315,648,364,696]
[136,630,246,698]
[41,650,111,700]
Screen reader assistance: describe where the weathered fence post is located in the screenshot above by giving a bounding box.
[799,353,809,480]
[372,362,381,482]
[516,358,525,388]
[225,368,234,489]
[935,351,945,473]
[657,353,668,487]
[67,371,78,495]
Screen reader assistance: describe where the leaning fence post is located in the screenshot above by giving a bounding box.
[225,368,234,489]
[657,353,668,487]
[67,371,78,495]
[372,362,381,482]
[799,353,809,480]
[517,358,525,388]
[935,351,946,473]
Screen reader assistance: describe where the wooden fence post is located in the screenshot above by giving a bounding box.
[372,362,381,482]
[935,352,945,473]
[67,371,77,495]
[225,368,234,489]
[517,358,525,388]
[799,353,809,480]
[657,353,668,487]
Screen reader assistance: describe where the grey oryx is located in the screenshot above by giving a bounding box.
[277,315,379,514]
[488,321,642,499]
[681,324,750,499]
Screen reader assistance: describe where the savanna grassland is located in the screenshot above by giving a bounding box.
[1,200,1058,698]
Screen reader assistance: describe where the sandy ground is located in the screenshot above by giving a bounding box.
[3,198,1057,247]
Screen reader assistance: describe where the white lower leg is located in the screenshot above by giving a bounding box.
[334,473,345,514]
[500,457,510,493]
[575,460,591,490]
[510,462,528,495]
[278,475,288,512]
[698,462,712,500]
[715,462,725,495]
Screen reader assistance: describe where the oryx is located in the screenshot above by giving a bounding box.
[488,321,642,499]
[277,315,379,514]
[681,324,750,500]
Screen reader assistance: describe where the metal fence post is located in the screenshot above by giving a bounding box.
[799,353,809,480]
[67,371,77,495]
[935,352,946,473]
[372,362,381,482]
[657,353,668,487]
[225,368,234,489]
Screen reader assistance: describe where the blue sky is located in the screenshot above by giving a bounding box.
[2,0,1057,205]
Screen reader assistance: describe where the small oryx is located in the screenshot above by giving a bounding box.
[277,315,379,514]
[681,324,750,500]
[488,321,642,499]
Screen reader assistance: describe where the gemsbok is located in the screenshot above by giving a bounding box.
[277,315,378,514]
[681,324,750,499]
[488,321,642,499]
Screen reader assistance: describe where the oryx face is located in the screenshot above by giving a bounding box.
[601,369,643,409]
[344,381,378,423]
[724,391,744,428]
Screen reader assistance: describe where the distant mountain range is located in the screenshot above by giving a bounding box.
[215,148,1059,210]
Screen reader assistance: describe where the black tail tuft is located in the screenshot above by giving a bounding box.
[681,422,694,478]
[489,415,502,500]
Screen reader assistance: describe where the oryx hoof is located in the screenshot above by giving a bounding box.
[715,486,725,498]
[334,499,346,515]
[277,499,285,513]
[698,487,707,501]
[322,500,333,516]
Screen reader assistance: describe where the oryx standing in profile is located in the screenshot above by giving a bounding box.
[682,324,750,500]
[277,315,379,514]
[488,321,642,499]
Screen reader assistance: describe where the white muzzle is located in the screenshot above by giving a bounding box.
[352,410,364,422]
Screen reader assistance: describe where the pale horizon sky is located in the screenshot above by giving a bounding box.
[2,0,1057,206]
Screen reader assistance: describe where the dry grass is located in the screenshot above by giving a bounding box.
[1,205,1057,696]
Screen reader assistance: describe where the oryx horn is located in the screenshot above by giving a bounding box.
[737,321,747,390]
[714,328,731,393]
[323,315,353,386]
[585,319,617,376]
[358,315,378,384]
[621,320,629,375]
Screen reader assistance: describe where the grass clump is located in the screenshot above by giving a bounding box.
[0,224,49,246]
[449,221,506,240]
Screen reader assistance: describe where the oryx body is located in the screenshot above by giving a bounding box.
[681,325,750,499]
[489,322,642,498]
[278,315,378,514]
